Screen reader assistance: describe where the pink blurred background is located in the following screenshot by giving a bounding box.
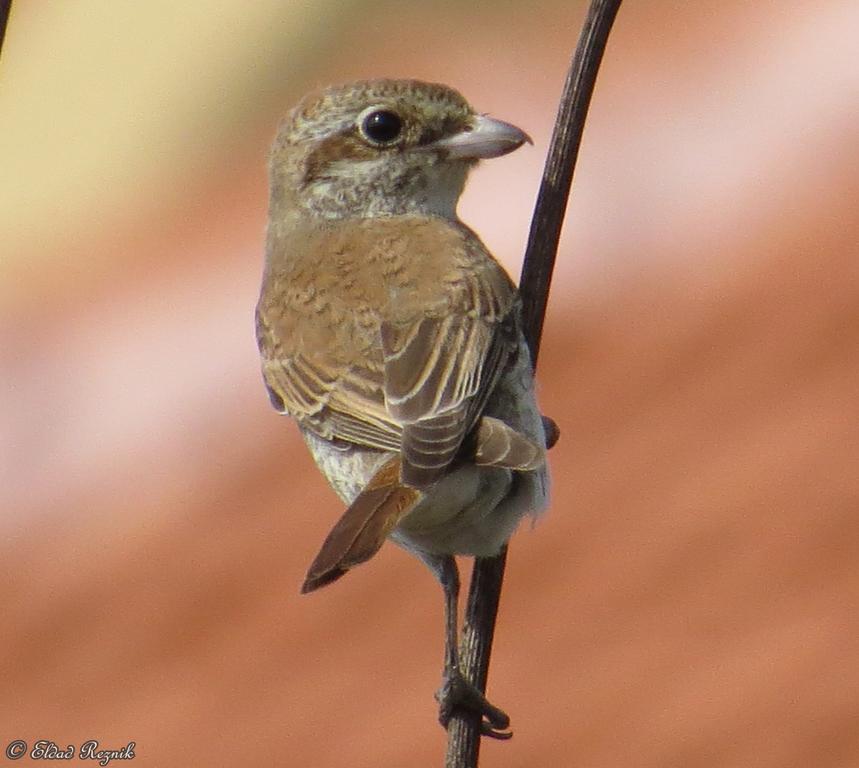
[2,1,858,766]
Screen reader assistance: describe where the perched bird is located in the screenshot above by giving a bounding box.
[256,79,554,737]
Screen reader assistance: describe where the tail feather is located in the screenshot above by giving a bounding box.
[301,456,423,593]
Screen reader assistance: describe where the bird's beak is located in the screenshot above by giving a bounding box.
[435,114,532,160]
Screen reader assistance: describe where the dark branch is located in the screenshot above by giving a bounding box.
[519,0,624,365]
[444,1,624,765]
[0,1,12,63]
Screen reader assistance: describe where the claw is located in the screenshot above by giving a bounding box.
[436,668,512,739]
[481,721,513,740]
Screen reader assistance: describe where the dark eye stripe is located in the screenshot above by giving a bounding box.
[418,116,470,147]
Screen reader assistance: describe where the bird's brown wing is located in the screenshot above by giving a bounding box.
[256,308,400,452]
[255,227,398,450]
[380,315,516,486]
[380,241,520,488]
[256,218,520,485]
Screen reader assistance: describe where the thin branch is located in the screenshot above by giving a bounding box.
[0,1,12,63]
[444,1,624,765]
[519,0,624,363]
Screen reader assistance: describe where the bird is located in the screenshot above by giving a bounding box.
[255,78,555,738]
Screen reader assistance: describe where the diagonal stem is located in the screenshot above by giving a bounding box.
[0,1,13,63]
[444,1,624,765]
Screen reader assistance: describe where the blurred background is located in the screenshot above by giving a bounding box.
[2,1,858,766]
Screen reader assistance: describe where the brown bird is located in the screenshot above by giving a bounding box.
[256,79,554,737]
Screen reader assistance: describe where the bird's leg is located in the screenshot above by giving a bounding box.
[428,554,512,739]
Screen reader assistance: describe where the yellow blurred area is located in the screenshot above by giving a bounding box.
[2,1,858,767]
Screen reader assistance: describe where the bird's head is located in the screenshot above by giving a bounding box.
[269,79,530,222]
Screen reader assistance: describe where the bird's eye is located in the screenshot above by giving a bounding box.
[360,109,403,145]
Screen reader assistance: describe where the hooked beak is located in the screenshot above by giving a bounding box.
[435,114,532,160]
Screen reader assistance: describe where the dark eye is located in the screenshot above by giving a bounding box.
[360,110,403,145]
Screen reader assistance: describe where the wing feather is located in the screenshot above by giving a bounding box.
[381,269,518,489]
[256,217,519,489]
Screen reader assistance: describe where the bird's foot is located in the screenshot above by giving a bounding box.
[435,667,512,740]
